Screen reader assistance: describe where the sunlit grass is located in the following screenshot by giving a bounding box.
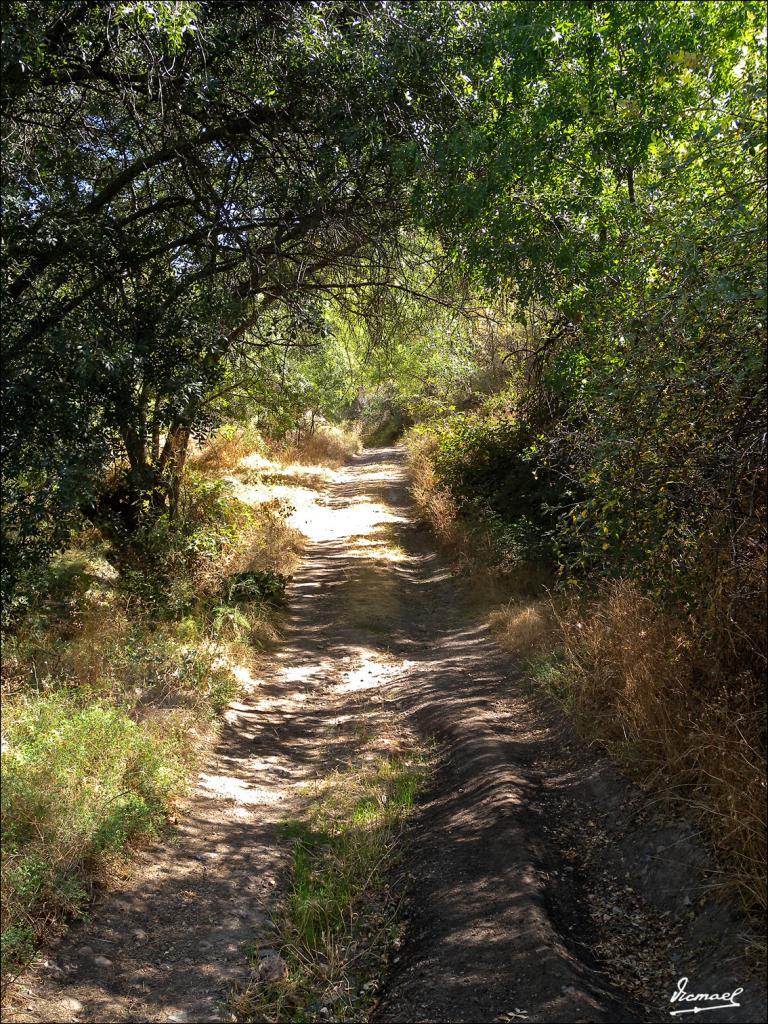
[0,690,188,983]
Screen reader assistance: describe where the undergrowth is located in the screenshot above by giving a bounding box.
[0,436,304,984]
[275,421,361,469]
[231,750,434,1023]
[406,426,767,921]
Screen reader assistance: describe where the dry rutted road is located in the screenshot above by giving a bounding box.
[11,448,764,1024]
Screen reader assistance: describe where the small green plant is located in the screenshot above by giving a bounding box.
[524,652,571,706]
[211,604,253,641]
[224,569,286,605]
[1,924,35,982]
[231,751,434,1023]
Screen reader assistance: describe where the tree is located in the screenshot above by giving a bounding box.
[2,0,466,594]
[415,0,766,654]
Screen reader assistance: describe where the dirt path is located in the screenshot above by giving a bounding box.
[8,447,765,1023]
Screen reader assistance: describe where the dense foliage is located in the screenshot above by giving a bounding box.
[4,0,765,668]
[2,0,464,598]
[405,2,766,667]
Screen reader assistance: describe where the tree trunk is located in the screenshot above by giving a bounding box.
[627,166,636,205]
[151,396,161,462]
[162,424,191,518]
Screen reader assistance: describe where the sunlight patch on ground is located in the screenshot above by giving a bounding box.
[282,689,312,702]
[282,661,333,684]
[347,532,409,563]
[226,451,341,539]
[300,499,408,544]
[232,478,332,537]
[247,757,289,772]
[227,452,412,545]
[197,773,282,805]
[334,652,405,694]
[346,466,405,482]
[238,452,339,482]
[223,661,264,691]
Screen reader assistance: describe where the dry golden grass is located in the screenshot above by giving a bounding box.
[406,428,766,919]
[191,424,264,474]
[407,430,460,543]
[194,421,360,479]
[278,422,361,469]
[556,580,767,915]
[0,563,129,701]
[488,597,555,657]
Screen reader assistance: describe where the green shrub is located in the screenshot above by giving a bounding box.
[1,693,185,973]
[224,569,286,605]
[418,414,562,568]
[114,473,258,608]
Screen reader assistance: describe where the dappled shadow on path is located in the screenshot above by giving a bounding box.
[10,446,638,1024]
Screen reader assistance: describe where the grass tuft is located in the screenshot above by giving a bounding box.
[231,751,433,1023]
[553,581,767,915]
[488,597,555,657]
